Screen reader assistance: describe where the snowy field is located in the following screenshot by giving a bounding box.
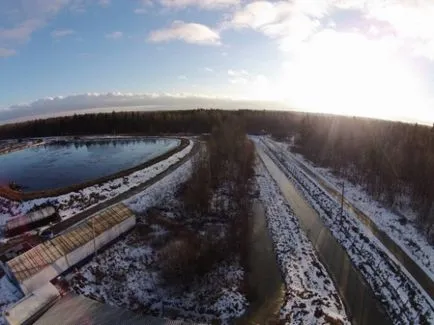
[67,155,248,324]
[255,160,349,324]
[0,140,193,229]
[256,137,434,325]
[0,275,23,325]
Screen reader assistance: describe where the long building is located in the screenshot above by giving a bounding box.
[4,206,59,237]
[4,203,136,295]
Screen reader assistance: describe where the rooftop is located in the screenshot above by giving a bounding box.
[6,203,134,283]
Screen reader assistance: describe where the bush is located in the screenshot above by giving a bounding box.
[159,227,230,286]
[159,236,200,285]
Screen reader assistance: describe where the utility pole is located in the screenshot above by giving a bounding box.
[339,182,345,225]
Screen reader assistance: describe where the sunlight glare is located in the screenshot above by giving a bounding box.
[278,30,431,123]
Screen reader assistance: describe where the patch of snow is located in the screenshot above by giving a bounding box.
[0,276,23,325]
[255,160,349,324]
[289,147,434,282]
[256,136,434,324]
[67,153,246,324]
[124,158,192,213]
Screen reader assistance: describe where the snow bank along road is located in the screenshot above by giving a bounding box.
[255,137,434,325]
[254,161,350,324]
[276,139,434,299]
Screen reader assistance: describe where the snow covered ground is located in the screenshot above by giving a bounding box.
[0,275,23,325]
[255,160,349,324]
[0,140,193,229]
[0,139,194,324]
[256,137,434,325]
[285,142,434,282]
[67,154,247,324]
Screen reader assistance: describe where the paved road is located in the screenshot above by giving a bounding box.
[49,140,198,236]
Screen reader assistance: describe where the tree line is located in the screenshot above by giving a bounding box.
[295,114,434,240]
[161,118,255,285]
[0,109,299,139]
[1,109,433,239]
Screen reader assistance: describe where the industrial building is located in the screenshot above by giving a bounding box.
[4,203,136,295]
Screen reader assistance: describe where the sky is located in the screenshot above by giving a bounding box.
[1,0,434,124]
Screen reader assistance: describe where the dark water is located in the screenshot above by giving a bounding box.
[236,201,284,324]
[0,138,179,192]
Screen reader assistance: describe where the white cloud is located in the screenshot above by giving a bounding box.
[331,0,434,60]
[367,2,434,59]
[204,67,213,72]
[134,8,147,14]
[0,1,89,56]
[148,21,221,45]
[105,31,123,39]
[98,0,111,7]
[159,0,240,10]
[226,0,434,57]
[0,92,287,123]
[228,69,249,85]
[228,1,323,51]
[228,69,248,77]
[226,69,272,100]
[0,48,16,57]
[51,29,75,38]
[178,75,188,80]
[134,0,153,13]
[0,19,45,44]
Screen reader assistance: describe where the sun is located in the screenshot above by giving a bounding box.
[278,30,432,123]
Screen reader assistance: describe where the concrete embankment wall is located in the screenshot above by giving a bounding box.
[306,213,390,325]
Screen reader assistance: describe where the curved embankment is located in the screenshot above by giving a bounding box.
[257,146,392,325]
[0,138,189,201]
[34,140,198,237]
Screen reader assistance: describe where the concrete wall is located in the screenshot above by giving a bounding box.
[19,216,135,295]
[309,220,390,325]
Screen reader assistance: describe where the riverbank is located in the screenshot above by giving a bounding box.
[0,138,188,201]
[0,140,45,156]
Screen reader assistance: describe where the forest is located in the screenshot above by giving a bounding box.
[1,109,433,238]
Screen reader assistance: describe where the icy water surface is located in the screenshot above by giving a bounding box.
[0,138,179,192]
